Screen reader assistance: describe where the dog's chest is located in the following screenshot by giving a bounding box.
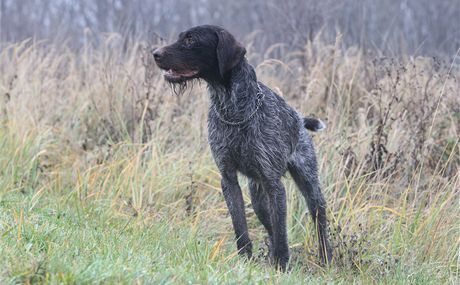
[208,120,252,156]
[208,118,260,164]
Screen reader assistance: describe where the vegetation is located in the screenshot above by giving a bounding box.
[0,32,459,284]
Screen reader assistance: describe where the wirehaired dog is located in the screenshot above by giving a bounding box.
[153,25,332,270]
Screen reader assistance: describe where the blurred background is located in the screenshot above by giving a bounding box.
[1,0,459,56]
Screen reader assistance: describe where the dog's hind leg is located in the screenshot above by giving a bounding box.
[288,139,332,265]
[221,170,252,258]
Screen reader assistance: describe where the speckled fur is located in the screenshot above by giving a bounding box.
[153,25,332,270]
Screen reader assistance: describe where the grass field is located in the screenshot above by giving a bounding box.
[0,36,459,284]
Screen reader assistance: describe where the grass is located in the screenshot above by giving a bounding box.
[0,36,459,284]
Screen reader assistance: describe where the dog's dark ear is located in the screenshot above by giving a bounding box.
[216,29,246,78]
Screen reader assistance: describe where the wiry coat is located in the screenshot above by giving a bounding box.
[208,58,301,180]
[153,25,332,270]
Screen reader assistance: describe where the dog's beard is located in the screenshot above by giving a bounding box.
[168,79,197,96]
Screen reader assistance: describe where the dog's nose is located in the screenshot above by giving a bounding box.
[152,48,164,61]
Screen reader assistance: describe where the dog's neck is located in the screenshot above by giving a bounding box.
[207,59,260,121]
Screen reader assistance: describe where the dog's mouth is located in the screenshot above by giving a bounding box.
[161,69,199,82]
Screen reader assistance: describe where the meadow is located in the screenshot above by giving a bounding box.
[0,34,459,284]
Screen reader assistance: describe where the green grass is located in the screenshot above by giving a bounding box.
[0,129,458,284]
[0,39,459,284]
[1,191,455,284]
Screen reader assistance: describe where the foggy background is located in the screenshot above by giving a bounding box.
[0,0,459,56]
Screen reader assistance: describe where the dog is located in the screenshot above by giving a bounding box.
[153,25,332,270]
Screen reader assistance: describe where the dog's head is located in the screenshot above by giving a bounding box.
[153,25,246,84]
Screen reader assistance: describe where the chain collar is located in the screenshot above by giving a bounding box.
[212,83,265,126]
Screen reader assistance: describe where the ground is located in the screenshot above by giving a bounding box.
[0,38,458,284]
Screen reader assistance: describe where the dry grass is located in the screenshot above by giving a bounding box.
[0,34,459,284]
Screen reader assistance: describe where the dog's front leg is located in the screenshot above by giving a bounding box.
[263,179,289,271]
[221,171,252,259]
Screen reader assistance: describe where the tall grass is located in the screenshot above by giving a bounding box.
[0,35,458,283]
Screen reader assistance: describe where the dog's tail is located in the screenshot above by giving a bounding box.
[303,117,326,132]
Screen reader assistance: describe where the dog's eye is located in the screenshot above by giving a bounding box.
[183,35,195,47]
